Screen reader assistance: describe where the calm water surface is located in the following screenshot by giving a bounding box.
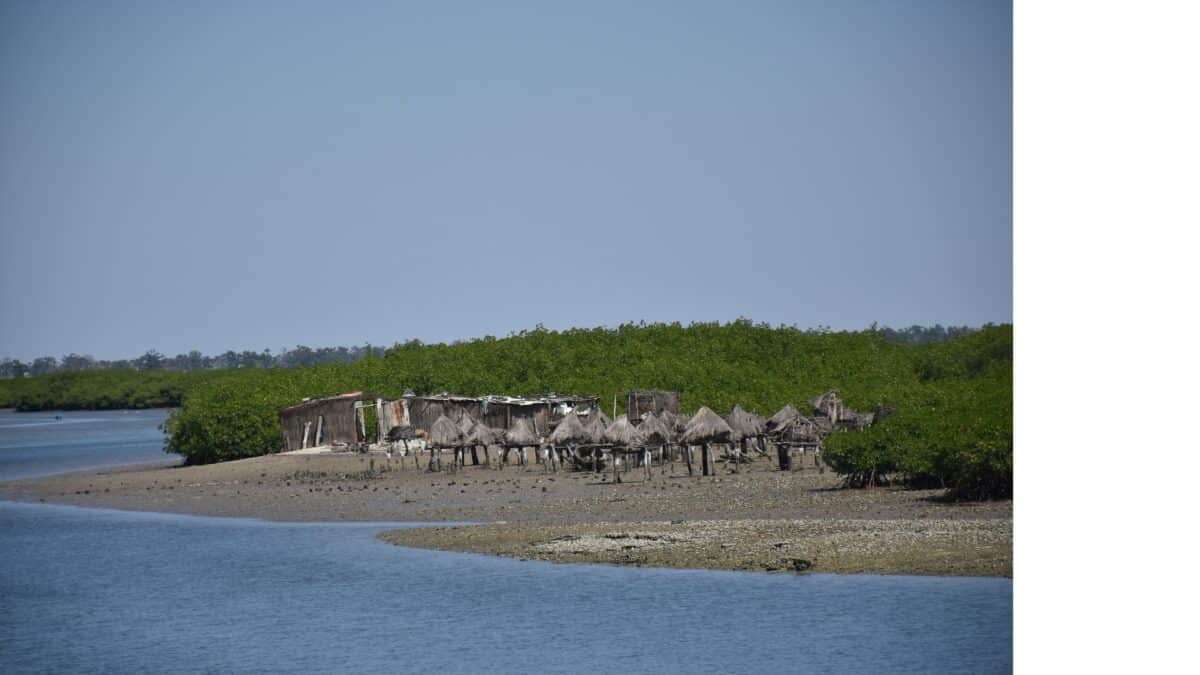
[0,409,176,480]
[0,411,1012,674]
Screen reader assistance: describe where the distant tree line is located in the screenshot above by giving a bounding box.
[0,321,1010,499]
[0,345,389,378]
[0,325,972,379]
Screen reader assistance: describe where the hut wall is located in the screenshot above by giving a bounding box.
[406,397,484,431]
[379,399,408,434]
[626,390,681,419]
[279,398,360,451]
[374,394,598,438]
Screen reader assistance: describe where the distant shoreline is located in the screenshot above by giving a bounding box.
[0,451,1011,577]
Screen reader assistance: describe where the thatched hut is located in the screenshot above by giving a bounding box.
[726,405,767,457]
[426,415,464,472]
[659,409,689,435]
[549,410,589,445]
[681,406,735,477]
[467,422,504,467]
[501,417,538,469]
[765,404,801,435]
[583,414,608,446]
[549,411,590,472]
[603,416,649,482]
[638,413,673,447]
[603,416,644,448]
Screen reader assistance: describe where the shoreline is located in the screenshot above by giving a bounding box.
[0,452,1012,577]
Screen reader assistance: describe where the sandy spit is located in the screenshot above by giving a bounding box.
[1,451,1011,576]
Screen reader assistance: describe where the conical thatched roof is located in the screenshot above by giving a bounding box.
[638,413,673,446]
[603,417,644,447]
[591,410,612,428]
[457,413,477,436]
[583,414,607,445]
[681,406,734,444]
[766,404,801,433]
[504,417,538,446]
[468,422,504,446]
[549,410,590,445]
[658,409,688,434]
[725,405,765,437]
[778,414,817,441]
[428,415,465,448]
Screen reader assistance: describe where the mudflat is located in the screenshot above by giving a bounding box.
[0,451,1011,576]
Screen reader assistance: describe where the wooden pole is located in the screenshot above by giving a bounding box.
[684,443,694,476]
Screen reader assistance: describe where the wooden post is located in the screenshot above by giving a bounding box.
[684,443,694,476]
[314,416,324,447]
[701,443,709,476]
[375,398,384,443]
[644,447,652,481]
[301,421,311,449]
[613,448,620,484]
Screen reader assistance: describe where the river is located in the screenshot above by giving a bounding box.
[0,410,1011,673]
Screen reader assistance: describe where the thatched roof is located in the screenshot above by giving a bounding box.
[504,418,539,446]
[456,413,477,436]
[549,410,590,445]
[591,410,612,428]
[725,405,765,437]
[765,404,801,433]
[638,413,673,446]
[603,417,644,447]
[659,409,689,433]
[583,414,607,445]
[681,406,734,444]
[427,415,465,448]
[468,422,504,446]
[778,415,817,441]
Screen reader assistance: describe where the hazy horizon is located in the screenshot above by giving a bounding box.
[4,318,1003,363]
[1,1,1012,362]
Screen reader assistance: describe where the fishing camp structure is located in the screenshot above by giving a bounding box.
[277,387,878,479]
[281,391,601,452]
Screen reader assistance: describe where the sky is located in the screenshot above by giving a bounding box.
[0,0,1011,361]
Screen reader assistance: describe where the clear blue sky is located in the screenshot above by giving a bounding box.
[0,0,1011,361]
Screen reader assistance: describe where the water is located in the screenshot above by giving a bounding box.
[0,409,177,480]
[0,412,1012,674]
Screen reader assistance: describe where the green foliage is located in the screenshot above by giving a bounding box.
[3,322,1013,499]
[823,325,1012,499]
[0,370,214,411]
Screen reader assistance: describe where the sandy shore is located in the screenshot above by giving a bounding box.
[0,451,1011,577]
